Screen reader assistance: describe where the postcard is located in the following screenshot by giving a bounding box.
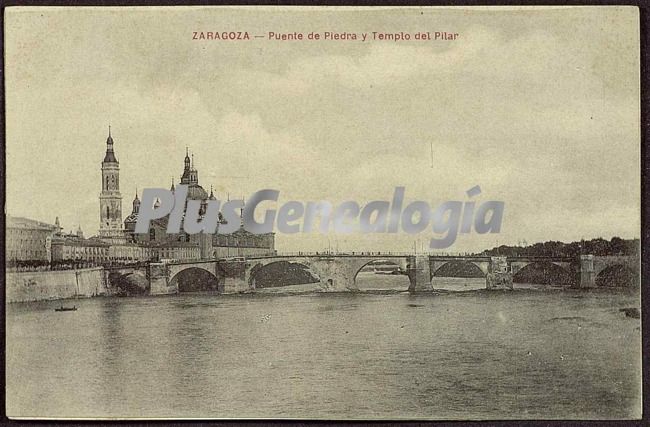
[4,6,641,420]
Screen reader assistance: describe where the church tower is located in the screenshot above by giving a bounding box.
[99,126,124,240]
[180,148,199,185]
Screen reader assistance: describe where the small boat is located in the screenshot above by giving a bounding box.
[55,305,77,312]
[619,307,640,319]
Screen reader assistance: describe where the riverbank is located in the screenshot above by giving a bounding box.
[6,267,108,303]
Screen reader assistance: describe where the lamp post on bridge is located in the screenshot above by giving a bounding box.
[213,211,227,260]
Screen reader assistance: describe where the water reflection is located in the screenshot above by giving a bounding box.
[6,283,641,419]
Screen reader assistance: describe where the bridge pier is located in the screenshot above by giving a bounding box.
[320,257,359,291]
[486,256,513,290]
[220,277,249,293]
[217,260,251,293]
[408,255,433,292]
[148,262,177,295]
[577,255,596,288]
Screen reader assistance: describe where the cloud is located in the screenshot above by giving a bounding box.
[4,8,640,250]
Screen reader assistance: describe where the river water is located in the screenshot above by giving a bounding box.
[6,274,641,420]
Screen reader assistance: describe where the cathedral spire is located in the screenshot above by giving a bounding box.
[132,189,141,214]
[240,195,245,227]
[184,147,191,171]
[181,148,199,185]
[103,126,118,163]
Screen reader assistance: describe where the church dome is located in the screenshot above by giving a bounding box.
[125,191,140,224]
[187,184,208,200]
[124,212,138,224]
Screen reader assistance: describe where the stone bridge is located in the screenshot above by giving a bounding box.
[145,253,639,295]
[577,255,639,287]
[244,255,418,292]
[150,255,418,294]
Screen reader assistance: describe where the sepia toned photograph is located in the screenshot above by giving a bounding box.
[3,5,642,420]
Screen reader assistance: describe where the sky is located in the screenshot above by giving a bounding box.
[5,6,640,253]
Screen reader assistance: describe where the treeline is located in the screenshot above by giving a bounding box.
[478,237,639,258]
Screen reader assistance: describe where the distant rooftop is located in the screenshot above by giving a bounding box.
[7,216,57,231]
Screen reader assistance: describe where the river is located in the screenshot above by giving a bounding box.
[6,274,641,419]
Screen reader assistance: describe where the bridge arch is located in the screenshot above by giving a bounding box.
[168,262,216,279]
[108,270,148,295]
[593,256,639,277]
[248,260,319,289]
[595,264,638,287]
[512,261,573,286]
[169,267,220,293]
[352,258,411,290]
[432,260,487,278]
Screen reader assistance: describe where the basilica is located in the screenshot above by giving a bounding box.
[119,138,275,260]
[10,129,274,266]
[64,128,275,263]
[115,131,275,259]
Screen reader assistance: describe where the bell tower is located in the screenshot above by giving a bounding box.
[99,126,124,240]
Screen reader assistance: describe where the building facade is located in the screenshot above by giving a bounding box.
[51,233,111,263]
[6,127,276,266]
[213,228,276,258]
[6,216,58,262]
